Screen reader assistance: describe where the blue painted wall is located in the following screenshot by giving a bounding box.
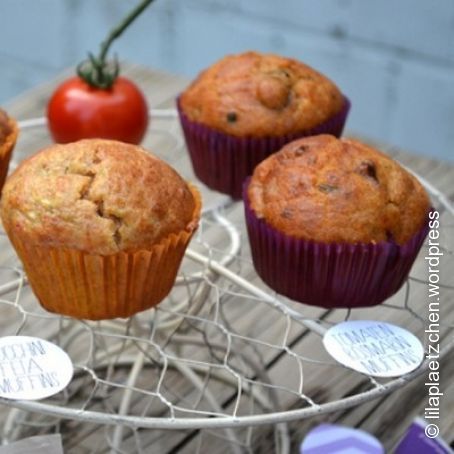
[1,0,453,161]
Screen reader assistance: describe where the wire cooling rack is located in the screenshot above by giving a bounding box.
[0,111,453,453]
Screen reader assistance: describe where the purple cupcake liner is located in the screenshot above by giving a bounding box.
[243,178,430,309]
[177,96,350,199]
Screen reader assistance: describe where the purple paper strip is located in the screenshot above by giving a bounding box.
[395,419,453,454]
[300,424,384,453]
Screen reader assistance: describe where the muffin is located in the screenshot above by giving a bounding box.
[244,135,430,308]
[1,139,201,320]
[178,51,350,198]
[0,108,19,194]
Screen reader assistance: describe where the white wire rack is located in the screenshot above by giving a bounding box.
[0,111,453,453]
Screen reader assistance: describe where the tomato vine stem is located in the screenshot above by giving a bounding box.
[77,0,155,89]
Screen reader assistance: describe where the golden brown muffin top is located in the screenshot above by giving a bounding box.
[180,51,344,137]
[0,109,12,143]
[248,135,430,245]
[1,139,199,254]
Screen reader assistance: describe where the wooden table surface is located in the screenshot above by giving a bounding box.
[1,63,454,454]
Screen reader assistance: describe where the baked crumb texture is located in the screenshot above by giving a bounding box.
[1,139,197,255]
[248,135,430,245]
[0,108,18,193]
[0,109,12,142]
[180,51,344,137]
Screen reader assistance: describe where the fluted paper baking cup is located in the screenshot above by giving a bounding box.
[7,186,201,320]
[243,179,430,309]
[0,118,18,194]
[177,96,350,199]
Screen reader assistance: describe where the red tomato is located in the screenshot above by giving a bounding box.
[47,76,149,144]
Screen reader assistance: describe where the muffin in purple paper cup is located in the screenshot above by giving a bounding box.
[177,51,350,199]
[243,135,431,309]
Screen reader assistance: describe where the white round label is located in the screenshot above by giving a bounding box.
[0,336,73,400]
[323,321,424,377]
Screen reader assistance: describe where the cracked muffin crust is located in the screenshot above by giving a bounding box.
[0,108,18,194]
[0,109,12,143]
[179,51,344,137]
[248,135,430,245]
[1,139,198,255]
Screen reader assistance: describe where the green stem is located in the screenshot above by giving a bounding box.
[98,0,154,64]
[78,0,155,89]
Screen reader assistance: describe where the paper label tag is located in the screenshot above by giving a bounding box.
[0,336,73,400]
[323,321,424,377]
